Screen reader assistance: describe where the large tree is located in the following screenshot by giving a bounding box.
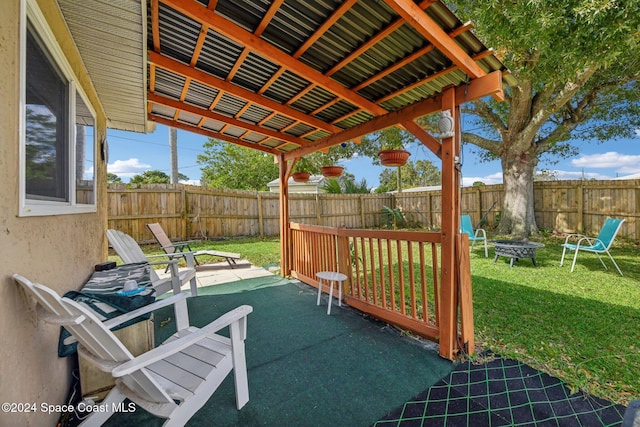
[130,170,188,184]
[197,139,279,190]
[444,0,640,237]
[376,159,441,193]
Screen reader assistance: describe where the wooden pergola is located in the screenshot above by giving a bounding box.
[146,0,510,359]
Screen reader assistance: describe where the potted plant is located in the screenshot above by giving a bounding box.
[291,157,313,182]
[375,127,411,167]
[320,165,344,178]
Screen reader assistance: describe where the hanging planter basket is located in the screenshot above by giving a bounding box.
[378,149,410,167]
[321,165,344,178]
[291,171,311,183]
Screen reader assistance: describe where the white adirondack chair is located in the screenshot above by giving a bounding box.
[13,274,252,427]
[107,229,198,296]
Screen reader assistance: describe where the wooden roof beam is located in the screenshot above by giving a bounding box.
[284,70,503,160]
[376,50,503,105]
[255,0,283,36]
[148,92,310,147]
[148,51,340,134]
[150,114,279,155]
[325,0,436,77]
[383,0,486,78]
[353,22,474,92]
[293,0,358,59]
[161,0,387,116]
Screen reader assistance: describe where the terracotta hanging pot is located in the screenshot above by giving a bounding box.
[378,149,410,167]
[291,171,311,183]
[321,165,344,178]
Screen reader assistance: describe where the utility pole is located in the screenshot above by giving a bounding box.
[169,127,178,184]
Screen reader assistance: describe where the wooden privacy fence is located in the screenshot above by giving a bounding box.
[107,180,640,242]
[288,222,474,352]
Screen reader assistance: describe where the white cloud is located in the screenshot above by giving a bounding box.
[552,170,613,180]
[107,158,151,179]
[571,151,640,174]
[462,172,503,186]
[181,179,201,186]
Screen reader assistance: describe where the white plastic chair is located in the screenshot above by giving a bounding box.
[107,229,198,296]
[13,274,252,427]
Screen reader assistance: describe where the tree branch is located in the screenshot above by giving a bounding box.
[462,132,502,156]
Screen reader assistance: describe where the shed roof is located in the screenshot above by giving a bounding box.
[58,0,512,157]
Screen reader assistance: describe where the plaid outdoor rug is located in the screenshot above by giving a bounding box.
[374,356,626,427]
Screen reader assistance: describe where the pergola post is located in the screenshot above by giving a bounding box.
[439,85,460,359]
[278,155,293,277]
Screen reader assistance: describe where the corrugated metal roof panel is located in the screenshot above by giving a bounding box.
[57,0,147,132]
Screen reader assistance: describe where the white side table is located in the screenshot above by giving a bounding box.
[316,271,347,315]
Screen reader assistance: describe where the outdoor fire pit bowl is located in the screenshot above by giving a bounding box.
[491,240,545,268]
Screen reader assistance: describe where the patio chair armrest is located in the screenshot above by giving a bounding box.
[563,233,586,245]
[102,293,190,330]
[63,293,191,347]
[574,236,600,249]
[112,305,253,377]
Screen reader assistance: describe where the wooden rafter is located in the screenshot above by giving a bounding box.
[292,0,358,59]
[376,50,500,105]
[150,114,279,155]
[325,0,437,77]
[284,71,503,160]
[148,51,340,134]
[161,0,386,117]
[383,0,485,78]
[255,0,283,36]
[151,0,160,52]
[148,93,310,148]
[353,22,475,93]
[191,24,209,67]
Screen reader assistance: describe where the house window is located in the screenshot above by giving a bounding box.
[20,0,96,215]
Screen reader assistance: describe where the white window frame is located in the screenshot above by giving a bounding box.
[19,0,97,216]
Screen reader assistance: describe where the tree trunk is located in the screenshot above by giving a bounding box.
[498,150,539,238]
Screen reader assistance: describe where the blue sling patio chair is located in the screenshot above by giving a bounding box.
[460,215,488,257]
[560,217,625,275]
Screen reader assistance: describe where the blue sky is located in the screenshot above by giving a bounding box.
[106,123,640,188]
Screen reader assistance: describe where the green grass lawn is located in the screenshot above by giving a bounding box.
[116,234,639,405]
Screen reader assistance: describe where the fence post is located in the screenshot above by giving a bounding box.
[181,187,188,239]
[577,181,584,233]
[257,193,264,238]
[316,194,322,225]
[359,195,365,228]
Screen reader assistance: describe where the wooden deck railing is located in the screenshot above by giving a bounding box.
[290,223,445,343]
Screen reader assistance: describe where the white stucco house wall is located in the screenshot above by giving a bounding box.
[0,1,150,424]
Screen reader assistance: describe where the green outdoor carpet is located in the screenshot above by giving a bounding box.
[104,279,453,426]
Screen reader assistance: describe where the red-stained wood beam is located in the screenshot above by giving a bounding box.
[161,0,387,116]
[376,50,504,105]
[148,50,341,134]
[148,92,309,147]
[325,0,437,77]
[293,0,358,59]
[149,114,280,155]
[401,120,441,158]
[352,22,479,94]
[151,0,160,52]
[284,71,502,160]
[438,84,458,360]
[255,0,283,36]
[383,0,486,78]
[191,25,209,67]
